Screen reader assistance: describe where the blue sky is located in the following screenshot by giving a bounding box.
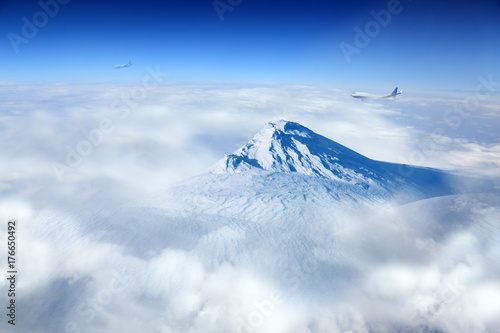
[1,0,499,91]
[2,5,500,331]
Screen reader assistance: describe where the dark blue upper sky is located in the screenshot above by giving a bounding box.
[1,0,499,90]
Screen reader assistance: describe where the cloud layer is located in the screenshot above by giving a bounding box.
[1,193,499,332]
[2,83,499,212]
[1,82,499,332]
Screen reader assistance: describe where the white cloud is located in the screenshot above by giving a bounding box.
[7,193,497,333]
[1,83,500,332]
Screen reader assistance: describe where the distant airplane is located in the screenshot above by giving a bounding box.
[351,87,402,99]
[114,60,133,69]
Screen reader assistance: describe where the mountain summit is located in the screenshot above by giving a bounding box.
[210,120,370,181]
[210,120,455,197]
[136,120,470,222]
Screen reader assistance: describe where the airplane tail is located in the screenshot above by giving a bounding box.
[382,87,401,99]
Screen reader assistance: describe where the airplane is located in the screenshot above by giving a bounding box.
[351,87,402,99]
[114,60,133,69]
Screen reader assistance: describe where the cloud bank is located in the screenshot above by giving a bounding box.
[1,82,499,212]
[0,81,499,332]
[1,193,499,332]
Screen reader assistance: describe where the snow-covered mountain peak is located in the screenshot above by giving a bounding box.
[136,120,472,224]
[207,120,461,199]
[210,120,372,182]
[265,119,310,137]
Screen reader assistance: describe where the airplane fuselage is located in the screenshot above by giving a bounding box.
[351,87,401,99]
[351,92,374,99]
[114,61,132,69]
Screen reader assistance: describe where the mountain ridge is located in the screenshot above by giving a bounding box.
[208,119,457,199]
[130,120,471,225]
